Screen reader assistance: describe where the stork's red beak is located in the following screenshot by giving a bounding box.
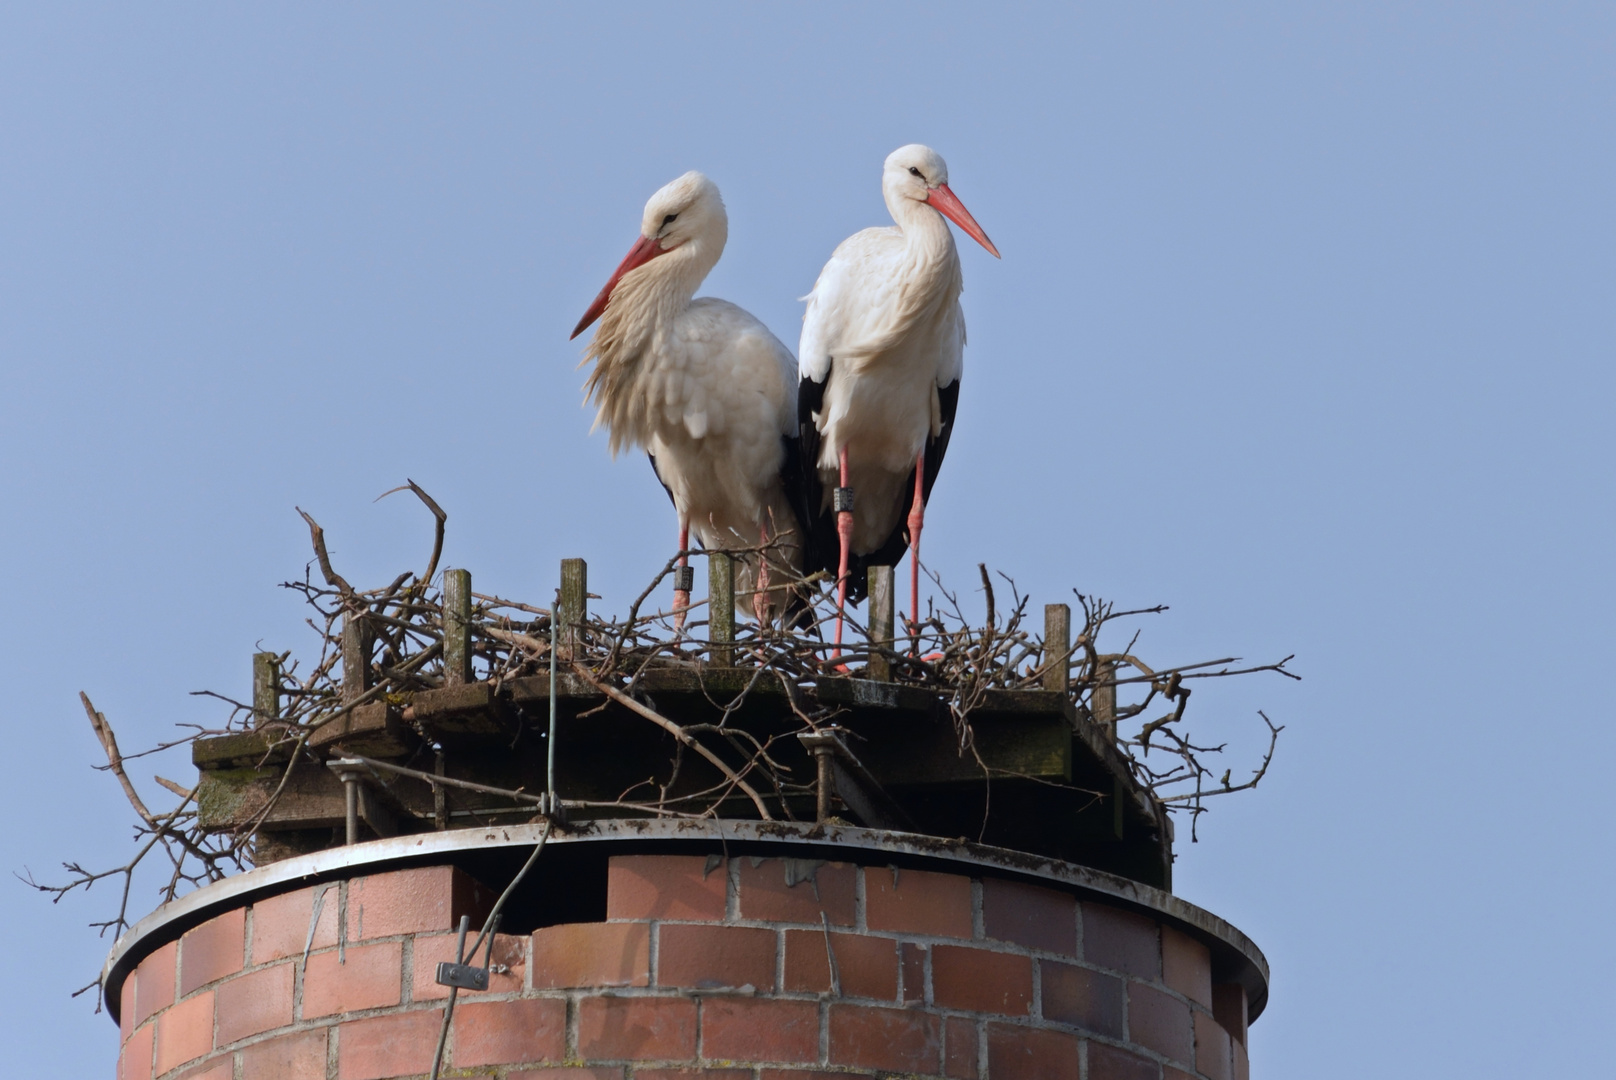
[925,184,1001,259]
[571,234,668,339]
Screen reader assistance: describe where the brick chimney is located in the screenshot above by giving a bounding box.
[106,821,1262,1079]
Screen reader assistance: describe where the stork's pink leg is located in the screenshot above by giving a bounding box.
[673,523,691,634]
[753,519,772,627]
[833,445,853,658]
[907,451,925,654]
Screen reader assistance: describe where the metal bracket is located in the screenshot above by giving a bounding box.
[798,727,915,831]
[434,913,502,992]
[326,758,398,845]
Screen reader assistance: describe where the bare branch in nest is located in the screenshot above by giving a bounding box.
[295,507,355,599]
[376,478,446,589]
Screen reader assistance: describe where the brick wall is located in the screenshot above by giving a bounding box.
[115,856,1251,1080]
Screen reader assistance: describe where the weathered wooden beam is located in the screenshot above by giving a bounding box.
[1092,659,1117,739]
[308,703,417,757]
[558,558,587,657]
[252,652,280,728]
[443,568,473,685]
[342,612,374,703]
[708,552,734,666]
[1043,603,1071,693]
[867,565,895,681]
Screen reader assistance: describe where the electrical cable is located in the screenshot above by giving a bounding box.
[427,819,552,1080]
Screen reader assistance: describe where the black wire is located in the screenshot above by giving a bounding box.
[428,820,552,1080]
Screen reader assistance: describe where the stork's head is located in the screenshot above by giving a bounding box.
[572,171,728,339]
[882,144,1000,259]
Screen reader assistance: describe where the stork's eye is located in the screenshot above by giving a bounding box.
[908,167,923,179]
[662,213,678,225]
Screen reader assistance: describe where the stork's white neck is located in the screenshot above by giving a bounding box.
[883,190,964,320]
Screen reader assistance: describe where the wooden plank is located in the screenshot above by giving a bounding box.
[192,731,286,770]
[867,566,895,681]
[342,613,373,703]
[252,652,280,728]
[307,703,418,757]
[708,552,735,666]
[443,568,472,685]
[854,715,1072,786]
[1043,603,1071,693]
[816,676,940,717]
[558,558,587,657]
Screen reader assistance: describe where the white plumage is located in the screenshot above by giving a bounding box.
[797,144,998,638]
[572,172,802,622]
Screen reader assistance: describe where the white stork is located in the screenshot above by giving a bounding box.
[795,144,1000,650]
[571,171,804,627]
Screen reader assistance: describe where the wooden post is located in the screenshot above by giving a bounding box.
[558,558,587,657]
[252,652,280,728]
[1092,659,1117,739]
[867,565,895,681]
[443,568,473,685]
[708,552,734,667]
[1043,603,1071,694]
[342,611,374,703]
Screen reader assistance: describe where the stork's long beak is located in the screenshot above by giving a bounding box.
[571,234,668,339]
[925,184,1001,259]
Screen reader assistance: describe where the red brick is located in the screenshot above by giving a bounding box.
[154,990,213,1074]
[1086,1040,1160,1080]
[931,945,1033,1015]
[509,1071,624,1080]
[119,971,137,1043]
[737,858,856,925]
[864,866,972,938]
[250,884,340,964]
[529,922,648,990]
[701,997,820,1062]
[1161,927,1212,1007]
[1195,1010,1232,1080]
[901,941,927,1004]
[215,962,294,1044]
[174,1058,231,1080]
[1212,982,1247,1045]
[577,995,697,1060]
[657,923,775,991]
[986,1023,1079,1080]
[347,865,491,940]
[783,928,897,1000]
[302,940,403,1017]
[1040,961,1124,1038]
[982,878,1077,955]
[179,909,246,996]
[945,1015,979,1078]
[453,997,566,1066]
[607,855,728,921]
[337,1009,442,1079]
[119,1021,154,1080]
[134,941,177,1029]
[414,930,527,999]
[1128,982,1193,1065]
[638,1072,750,1080]
[1081,904,1160,980]
[827,1004,940,1074]
[241,1028,327,1079]
[760,1073,848,1080]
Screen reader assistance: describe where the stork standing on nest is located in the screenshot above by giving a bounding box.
[795,144,1000,651]
[572,172,804,628]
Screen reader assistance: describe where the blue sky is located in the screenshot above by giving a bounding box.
[1,5,1612,1075]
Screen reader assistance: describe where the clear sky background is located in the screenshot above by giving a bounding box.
[2,4,1612,1076]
